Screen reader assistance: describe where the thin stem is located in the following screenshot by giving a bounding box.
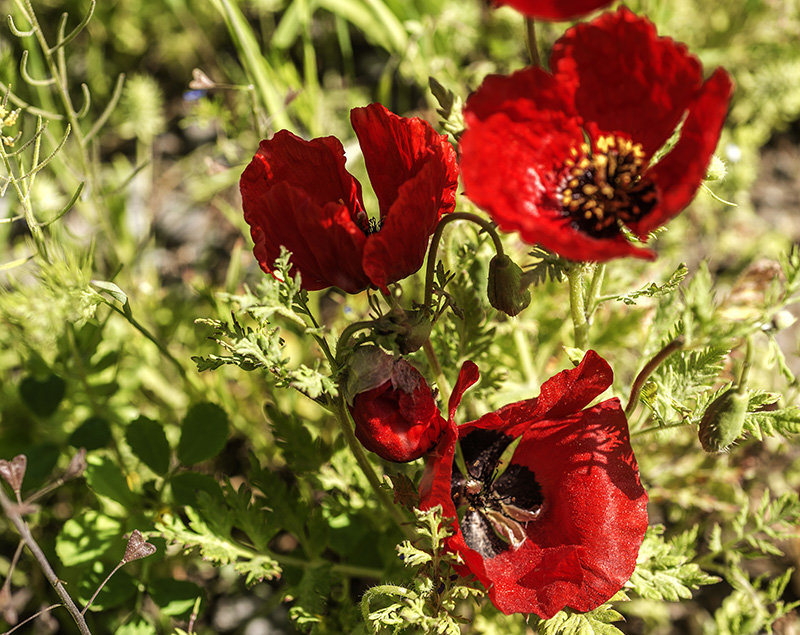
[525,18,541,67]
[625,338,684,418]
[737,335,754,390]
[1,540,25,603]
[423,339,451,407]
[567,264,589,349]
[424,212,505,308]
[630,421,688,438]
[81,561,123,615]
[272,553,383,579]
[333,396,412,537]
[0,487,91,635]
[513,328,537,387]
[3,603,61,635]
[335,320,375,361]
[585,263,606,318]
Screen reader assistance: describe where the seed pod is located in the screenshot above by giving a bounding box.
[698,388,749,453]
[487,254,531,317]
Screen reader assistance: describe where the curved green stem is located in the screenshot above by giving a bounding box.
[424,212,505,308]
[567,264,589,349]
[625,338,685,418]
[525,18,541,67]
[335,320,374,361]
[423,339,451,407]
[333,395,413,538]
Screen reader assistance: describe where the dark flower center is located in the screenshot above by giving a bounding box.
[452,430,544,559]
[557,134,657,238]
[353,208,384,235]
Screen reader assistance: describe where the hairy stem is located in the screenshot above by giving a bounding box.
[567,264,589,349]
[625,338,685,418]
[525,18,541,67]
[333,396,413,538]
[424,212,505,308]
[423,339,451,408]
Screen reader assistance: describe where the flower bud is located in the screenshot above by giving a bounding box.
[698,388,749,453]
[348,357,446,462]
[487,254,531,317]
[374,307,432,354]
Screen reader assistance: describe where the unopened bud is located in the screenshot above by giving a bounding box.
[123,529,157,564]
[704,154,727,182]
[396,309,432,354]
[487,255,531,317]
[698,389,749,452]
[0,455,27,494]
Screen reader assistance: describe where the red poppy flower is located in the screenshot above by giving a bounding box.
[494,0,612,21]
[420,351,648,618]
[460,8,733,262]
[240,103,458,294]
[349,357,447,462]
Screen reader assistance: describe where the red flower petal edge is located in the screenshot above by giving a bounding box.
[460,8,733,262]
[240,104,458,293]
[420,351,648,618]
[494,0,612,21]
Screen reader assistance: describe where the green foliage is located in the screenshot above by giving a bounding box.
[534,603,626,635]
[361,506,483,634]
[628,526,719,602]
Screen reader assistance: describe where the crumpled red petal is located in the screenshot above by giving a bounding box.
[421,352,648,618]
[551,8,703,158]
[632,68,735,235]
[494,0,612,21]
[351,103,458,220]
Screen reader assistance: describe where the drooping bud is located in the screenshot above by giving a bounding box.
[0,455,27,495]
[487,254,531,317]
[698,388,749,453]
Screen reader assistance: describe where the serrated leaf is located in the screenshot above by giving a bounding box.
[19,373,66,417]
[56,511,121,566]
[68,416,112,450]
[85,455,137,507]
[628,526,719,602]
[537,605,624,635]
[397,541,432,568]
[744,406,800,437]
[613,263,688,305]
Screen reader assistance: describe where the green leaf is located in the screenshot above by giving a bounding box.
[18,373,66,417]
[536,605,625,635]
[169,472,225,508]
[628,525,719,602]
[115,619,157,635]
[744,406,800,438]
[85,455,137,507]
[125,416,171,474]
[69,416,112,451]
[613,263,688,306]
[177,402,229,465]
[56,511,121,566]
[148,578,203,616]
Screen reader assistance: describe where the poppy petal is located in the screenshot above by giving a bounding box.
[351,103,458,220]
[632,68,734,236]
[494,0,612,21]
[551,8,704,157]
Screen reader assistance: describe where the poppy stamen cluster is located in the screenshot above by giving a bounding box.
[559,135,657,238]
[453,432,545,558]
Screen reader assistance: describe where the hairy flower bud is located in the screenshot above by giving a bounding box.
[698,388,749,452]
[487,254,531,317]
